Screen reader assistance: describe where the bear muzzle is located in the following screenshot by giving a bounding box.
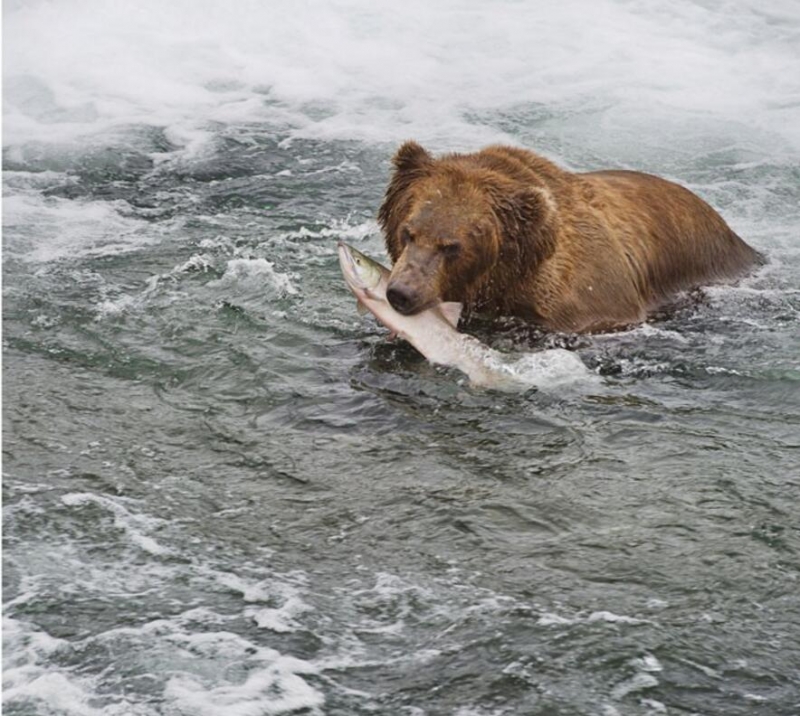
[386,244,443,315]
[386,282,425,315]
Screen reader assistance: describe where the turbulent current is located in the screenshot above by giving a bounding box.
[3,2,800,715]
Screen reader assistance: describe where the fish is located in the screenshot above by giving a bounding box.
[337,241,593,389]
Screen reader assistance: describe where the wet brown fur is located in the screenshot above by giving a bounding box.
[378,141,762,333]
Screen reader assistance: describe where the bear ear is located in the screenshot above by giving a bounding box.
[393,141,433,173]
[492,185,555,233]
[491,185,558,263]
[379,142,434,261]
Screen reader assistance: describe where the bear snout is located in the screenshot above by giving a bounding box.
[386,283,423,315]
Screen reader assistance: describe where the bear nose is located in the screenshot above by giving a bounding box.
[386,285,419,315]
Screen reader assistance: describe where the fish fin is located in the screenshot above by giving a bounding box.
[439,302,463,328]
[387,331,398,340]
[357,300,368,315]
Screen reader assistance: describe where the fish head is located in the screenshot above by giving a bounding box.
[338,241,388,300]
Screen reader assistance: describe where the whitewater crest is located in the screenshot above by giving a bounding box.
[4,0,799,152]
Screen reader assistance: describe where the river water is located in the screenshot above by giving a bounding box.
[3,2,800,715]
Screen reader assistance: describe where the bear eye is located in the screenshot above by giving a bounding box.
[441,243,461,258]
[400,227,414,246]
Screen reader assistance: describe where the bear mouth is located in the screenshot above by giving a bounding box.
[385,285,439,316]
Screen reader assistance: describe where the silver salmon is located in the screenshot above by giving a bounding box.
[337,241,593,389]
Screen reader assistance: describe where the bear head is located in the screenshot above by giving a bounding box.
[378,141,554,317]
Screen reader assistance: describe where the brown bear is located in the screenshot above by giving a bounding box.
[378,141,761,333]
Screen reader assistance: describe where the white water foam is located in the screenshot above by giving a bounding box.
[2,192,159,263]
[162,635,324,716]
[95,247,302,318]
[208,258,299,298]
[501,347,599,390]
[3,615,147,716]
[3,535,327,716]
[263,219,379,252]
[247,595,314,633]
[3,613,326,716]
[449,338,598,391]
[610,672,659,700]
[4,0,800,153]
[537,609,651,627]
[61,492,172,556]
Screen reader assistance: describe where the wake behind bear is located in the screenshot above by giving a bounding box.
[378,142,761,333]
